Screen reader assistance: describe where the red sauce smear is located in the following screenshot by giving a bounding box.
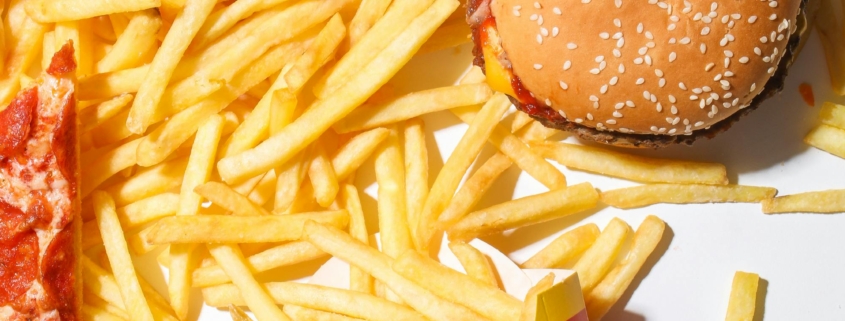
[798,83,814,107]
[0,86,38,158]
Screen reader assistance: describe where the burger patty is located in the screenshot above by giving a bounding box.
[470,0,808,148]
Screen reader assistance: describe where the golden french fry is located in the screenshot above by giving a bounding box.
[518,273,556,321]
[574,218,631,294]
[104,157,188,206]
[285,14,346,93]
[207,244,291,321]
[79,93,134,131]
[218,0,457,184]
[448,241,498,288]
[204,282,427,321]
[393,250,521,321]
[418,19,470,54]
[41,31,56,70]
[313,0,435,98]
[310,143,341,208]
[762,189,845,214]
[25,0,160,23]
[93,191,155,321]
[601,184,778,209]
[147,211,349,244]
[82,304,127,321]
[805,124,845,159]
[339,184,375,294]
[521,223,601,269]
[585,215,665,320]
[193,241,326,287]
[283,305,364,321]
[0,14,46,106]
[816,0,845,95]
[81,138,141,198]
[81,256,126,310]
[248,168,278,206]
[532,141,729,184]
[333,84,493,133]
[193,0,293,49]
[83,286,129,319]
[725,271,760,321]
[518,120,559,142]
[230,304,254,321]
[820,102,845,129]
[437,152,512,228]
[195,182,271,216]
[118,193,180,229]
[416,93,511,249]
[302,221,491,321]
[375,126,412,258]
[126,0,216,134]
[511,111,533,133]
[347,0,392,46]
[79,66,149,101]
[97,9,161,73]
[332,128,391,179]
[275,152,310,212]
[403,119,429,236]
[448,182,599,241]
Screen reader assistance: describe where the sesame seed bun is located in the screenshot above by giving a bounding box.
[472,0,806,147]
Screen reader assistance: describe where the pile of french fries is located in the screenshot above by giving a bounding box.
[6,0,845,320]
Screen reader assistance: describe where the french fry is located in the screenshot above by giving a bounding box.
[301,221,491,321]
[339,184,375,294]
[104,157,188,206]
[83,287,128,319]
[820,102,845,130]
[418,19,471,54]
[601,184,778,209]
[393,250,522,321]
[78,65,149,101]
[206,244,292,321]
[81,256,126,311]
[217,0,458,184]
[127,0,216,134]
[275,152,310,212]
[283,305,364,321]
[41,31,56,70]
[248,168,278,206]
[448,241,499,288]
[805,124,845,159]
[347,0,392,46]
[193,0,293,50]
[93,191,155,321]
[404,119,429,236]
[332,128,391,180]
[375,126,412,258]
[25,0,160,23]
[81,138,141,198]
[585,215,665,320]
[147,210,349,244]
[518,273,556,321]
[82,304,127,321]
[725,271,760,321]
[285,14,347,93]
[313,0,435,98]
[521,223,601,269]
[230,304,254,321]
[437,152,512,228]
[532,141,729,184]
[117,193,180,229]
[333,84,493,133]
[518,120,559,142]
[416,93,511,249]
[816,0,845,95]
[762,189,845,214]
[310,143,341,208]
[204,282,428,321]
[195,182,271,216]
[192,241,326,288]
[573,218,631,294]
[97,9,161,73]
[0,14,46,106]
[79,93,134,132]
[511,111,533,133]
[447,182,599,241]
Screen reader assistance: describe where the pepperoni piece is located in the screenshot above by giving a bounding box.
[0,231,39,306]
[52,91,78,196]
[41,228,77,321]
[0,86,38,158]
[0,200,38,243]
[46,42,77,76]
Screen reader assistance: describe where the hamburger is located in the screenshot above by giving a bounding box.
[468,0,809,148]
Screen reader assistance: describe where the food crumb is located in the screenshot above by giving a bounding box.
[798,83,815,107]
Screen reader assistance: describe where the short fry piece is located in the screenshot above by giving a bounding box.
[403,119,429,235]
[230,304,254,321]
[532,141,729,185]
[93,191,154,321]
[192,241,326,288]
[437,152,512,228]
[586,215,665,320]
[820,102,845,130]
[448,242,498,288]
[573,218,631,294]
[207,244,291,321]
[347,0,392,46]
[375,126,412,258]
[762,189,845,214]
[25,0,160,23]
[418,19,471,54]
[601,184,777,209]
[521,223,601,269]
[310,143,340,208]
[104,157,188,206]
[447,183,599,241]
[725,271,760,321]
[195,182,270,216]
[97,10,161,73]
[805,124,845,159]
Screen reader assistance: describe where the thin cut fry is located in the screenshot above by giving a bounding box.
[448,242,498,288]
[78,65,149,101]
[340,183,375,294]
[81,138,141,198]
[310,142,340,208]
[404,119,429,237]
[97,10,161,73]
[585,215,665,320]
[805,124,845,159]
[285,14,346,93]
[573,218,631,294]
[725,271,760,321]
[93,191,154,321]
[332,128,391,180]
[0,14,46,106]
[416,93,511,249]
[82,304,126,321]
[437,152,512,228]
[25,0,160,23]
[518,273,556,321]
[193,0,293,49]
[521,223,601,269]
[192,241,326,288]
[283,305,364,321]
[80,256,126,310]
[230,304,254,321]
[447,183,599,241]
[302,221,491,321]
[511,112,533,133]
[531,141,729,185]
[762,189,845,214]
[347,0,392,46]
[104,157,188,206]
[79,93,134,131]
[601,184,777,209]
[207,244,291,321]
[195,182,270,216]
[375,126,412,258]
[819,102,845,130]
[275,152,310,213]
[418,19,471,54]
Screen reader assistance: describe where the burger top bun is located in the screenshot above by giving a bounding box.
[490,0,802,135]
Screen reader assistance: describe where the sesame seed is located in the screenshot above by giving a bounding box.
[700,43,707,54]
[514,5,522,9]
[540,27,549,36]
[607,119,617,124]
[724,92,733,98]
[750,83,756,91]
[646,32,655,40]
[669,128,678,134]
[636,78,645,84]
[680,37,691,44]
[538,16,544,25]
[658,1,668,9]
[553,7,562,14]
[682,7,692,13]
[618,63,625,73]
[724,58,730,68]
[702,16,713,23]
[709,11,717,18]
[701,27,711,35]
[690,95,699,100]
[600,32,610,39]
[769,1,777,7]
[599,61,607,70]
[669,95,677,103]
[659,78,666,87]
[760,37,768,44]
[711,2,718,10]
[748,16,758,23]
[643,91,651,99]
[626,100,635,107]
[650,94,657,102]
[575,118,583,123]
[590,68,600,74]
[671,105,678,114]
[768,67,775,74]
[582,0,590,3]
[645,55,653,65]
[668,24,676,31]
[769,14,777,20]
[559,110,566,118]
[617,37,625,47]
[739,57,749,64]
[613,110,624,116]
[655,69,664,77]
[614,18,621,27]
[723,102,731,108]
[612,32,622,39]
[537,35,543,44]
[637,23,644,33]
[714,74,722,81]
[695,121,705,127]
[666,117,674,124]
[563,60,572,70]
[610,76,619,85]
[679,82,687,90]
[721,15,730,24]
[545,98,552,106]
[705,63,715,71]
[567,43,578,49]
[587,113,594,120]
[534,64,543,70]
[728,20,735,28]
[595,56,605,63]
[703,86,712,92]
[694,12,702,21]
[732,98,739,106]
[559,81,568,90]
[777,34,784,41]
[601,85,608,94]
[720,37,729,47]
[513,10,521,16]
[613,49,622,57]
[723,50,734,57]
[615,0,622,7]
[638,47,648,55]
[701,100,707,108]
[669,38,677,44]
[650,126,659,131]
[683,119,689,125]
[552,27,560,37]
[656,103,663,112]
[671,15,680,22]
[615,102,625,109]
[762,56,771,63]
[646,41,655,48]
[711,92,720,100]
[530,14,538,21]
[693,88,703,94]
[534,1,541,8]
[669,52,677,62]
[634,57,644,65]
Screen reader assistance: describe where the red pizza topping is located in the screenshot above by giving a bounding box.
[41,228,77,321]
[52,91,78,199]
[0,86,38,158]
[0,231,39,306]
[0,200,41,243]
[46,42,77,77]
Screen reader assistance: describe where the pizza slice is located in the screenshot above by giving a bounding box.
[0,42,81,321]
